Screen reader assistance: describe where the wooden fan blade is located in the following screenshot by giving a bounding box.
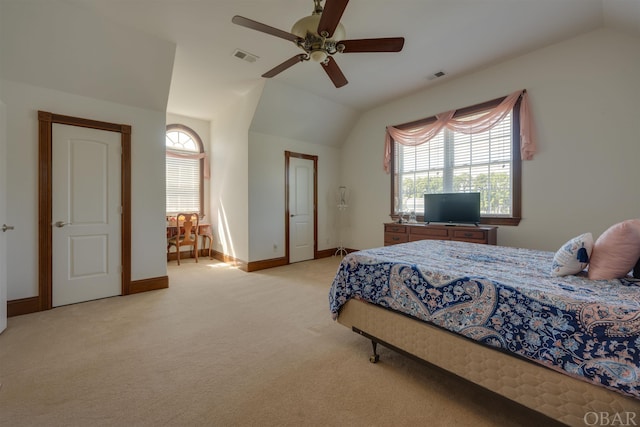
[232,15,302,43]
[317,0,349,38]
[262,54,307,78]
[321,56,348,88]
[340,37,405,53]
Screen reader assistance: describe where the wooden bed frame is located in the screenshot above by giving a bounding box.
[337,298,640,427]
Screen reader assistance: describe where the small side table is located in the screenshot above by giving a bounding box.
[198,224,213,259]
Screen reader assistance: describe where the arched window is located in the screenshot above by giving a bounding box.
[166,124,204,216]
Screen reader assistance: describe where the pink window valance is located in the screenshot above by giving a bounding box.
[383,90,536,173]
[166,151,210,179]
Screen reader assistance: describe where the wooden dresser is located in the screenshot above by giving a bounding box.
[384,223,497,246]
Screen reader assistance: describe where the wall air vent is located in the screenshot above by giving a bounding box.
[232,49,259,63]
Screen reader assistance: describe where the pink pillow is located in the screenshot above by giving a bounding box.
[588,219,640,280]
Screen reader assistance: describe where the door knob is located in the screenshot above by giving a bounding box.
[54,221,69,228]
[1,224,14,232]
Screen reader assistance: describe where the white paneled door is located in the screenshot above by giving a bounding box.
[0,101,7,333]
[52,124,121,307]
[288,156,314,263]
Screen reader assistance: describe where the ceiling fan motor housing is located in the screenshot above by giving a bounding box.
[291,14,346,61]
[291,14,346,40]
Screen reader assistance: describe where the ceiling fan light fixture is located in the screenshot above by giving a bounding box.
[310,50,328,62]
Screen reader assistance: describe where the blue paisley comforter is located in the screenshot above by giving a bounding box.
[328,240,640,399]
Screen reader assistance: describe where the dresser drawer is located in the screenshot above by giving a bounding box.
[410,227,449,239]
[385,233,409,245]
[385,224,407,234]
[451,229,486,242]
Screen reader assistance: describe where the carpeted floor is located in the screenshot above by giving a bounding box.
[0,257,565,426]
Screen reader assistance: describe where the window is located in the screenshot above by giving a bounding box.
[166,124,204,216]
[391,96,522,225]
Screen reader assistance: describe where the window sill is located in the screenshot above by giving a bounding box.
[480,216,521,226]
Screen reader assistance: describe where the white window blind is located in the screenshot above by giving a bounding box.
[166,155,200,214]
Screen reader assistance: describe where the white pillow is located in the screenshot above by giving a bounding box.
[551,232,593,276]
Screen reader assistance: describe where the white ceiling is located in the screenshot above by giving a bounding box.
[48,0,640,121]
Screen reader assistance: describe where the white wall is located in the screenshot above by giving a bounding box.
[248,131,341,261]
[247,79,349,263]
[210,83,264,263]
[341,28,640,252]
[0,79,168,300]
[250,80,359,148]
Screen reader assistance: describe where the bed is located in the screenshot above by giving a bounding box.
[328,239,640,426]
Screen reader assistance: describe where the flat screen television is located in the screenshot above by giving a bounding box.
[424,192,481,225]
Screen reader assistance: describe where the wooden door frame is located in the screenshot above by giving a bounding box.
[284,151,318,264]
[38,111,131,311]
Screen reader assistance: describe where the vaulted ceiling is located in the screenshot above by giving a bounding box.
[57,0,639,117]
[3,0,639,146]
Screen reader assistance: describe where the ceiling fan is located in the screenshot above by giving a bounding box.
[231,0,405,88]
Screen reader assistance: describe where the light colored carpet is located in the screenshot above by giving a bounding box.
[0,257,564,426]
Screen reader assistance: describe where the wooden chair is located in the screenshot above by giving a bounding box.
[167,213,199,265]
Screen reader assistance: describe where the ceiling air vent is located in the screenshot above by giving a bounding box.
[427,71,446,80]
[233,49,259,63]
